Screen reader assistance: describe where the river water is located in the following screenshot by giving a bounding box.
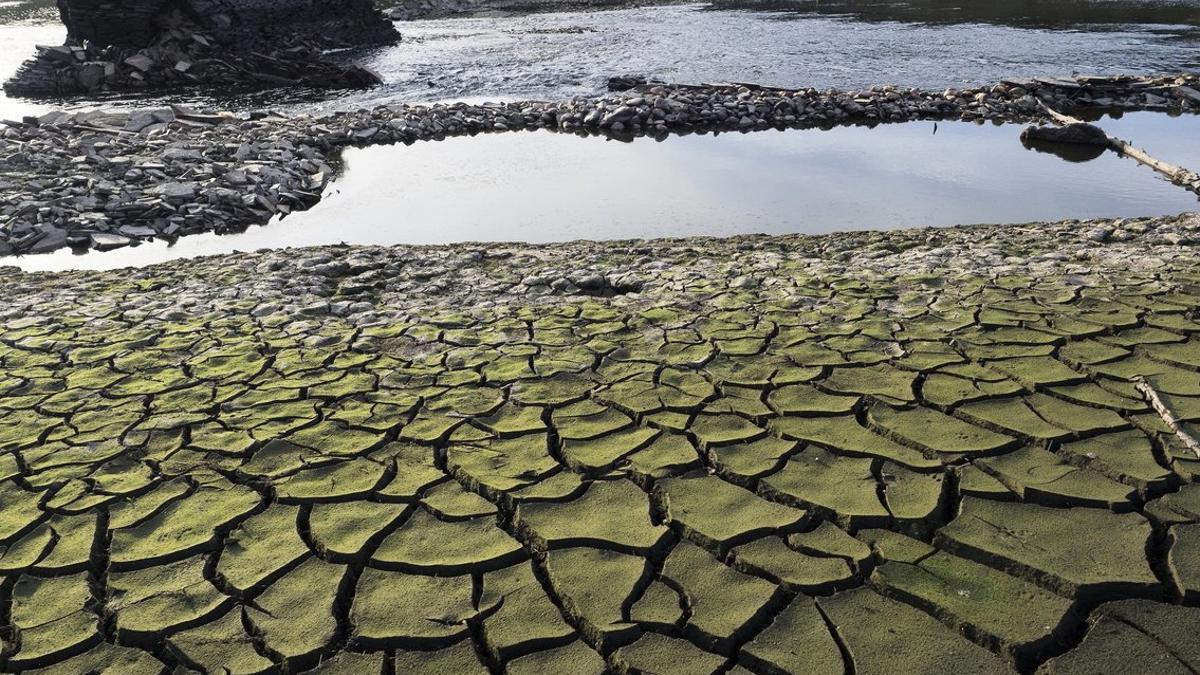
[0,0,1198,118]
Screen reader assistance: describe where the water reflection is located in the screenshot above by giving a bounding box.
[1021,138,1109,163]
[12,112,1198,272]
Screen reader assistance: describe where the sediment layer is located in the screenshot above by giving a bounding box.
[1,73,1197,257]
[0,216,1198,673]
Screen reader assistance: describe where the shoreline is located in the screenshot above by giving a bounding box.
[0,72,1198,257]
[3,212,1196,316]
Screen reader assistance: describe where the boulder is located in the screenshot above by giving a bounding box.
[1020,123,1110,146]
[75,62,106,90]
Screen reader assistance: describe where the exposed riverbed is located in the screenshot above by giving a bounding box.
[12,111,1198,272]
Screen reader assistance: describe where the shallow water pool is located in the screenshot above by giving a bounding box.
[14,111,1200,272]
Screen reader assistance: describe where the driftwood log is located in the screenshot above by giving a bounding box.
[1034,101,1200,193]
[1134,376,1200,459]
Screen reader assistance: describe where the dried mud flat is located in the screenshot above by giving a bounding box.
[1,213,1200,673]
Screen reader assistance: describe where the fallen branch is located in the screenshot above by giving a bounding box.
[1133,375,1200,459]
[1039,100,1200,191]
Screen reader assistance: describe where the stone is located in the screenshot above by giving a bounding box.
[1020,123,1109,146]
[75,63,106,90]
[118,225,157,238]
[124,54,155,72]
[153,182,198,200]
[90,233,132,251]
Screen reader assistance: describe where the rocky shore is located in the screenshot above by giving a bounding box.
[4,0,398,96]
[0,73,1198,256]
[3,211,1196,317]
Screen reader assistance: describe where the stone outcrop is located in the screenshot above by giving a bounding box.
[4,0,399,96]
[60,0,398,49]
[57,0,168,47]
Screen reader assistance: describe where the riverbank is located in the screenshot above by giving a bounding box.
[5,211,1197,314]
[1,214,1198,673]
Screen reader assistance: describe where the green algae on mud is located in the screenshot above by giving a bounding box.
[0,215,1199,672]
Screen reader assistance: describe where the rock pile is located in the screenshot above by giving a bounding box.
[0,106,331,255]
[4,0,399,96]
[61,0,398,49]
[0,73,1197,256]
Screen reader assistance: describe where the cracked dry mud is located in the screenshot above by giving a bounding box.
[1,214,1200,673]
